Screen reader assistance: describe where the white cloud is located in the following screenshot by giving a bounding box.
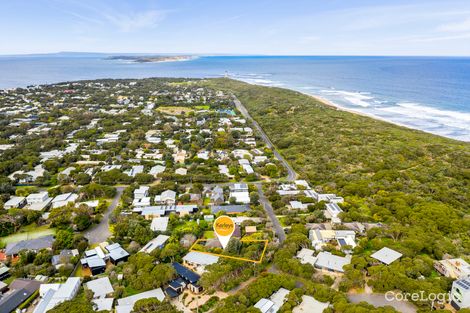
[437,17,470,32]
[102,10,165,32]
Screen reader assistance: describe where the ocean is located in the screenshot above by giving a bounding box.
[0,55,469,142]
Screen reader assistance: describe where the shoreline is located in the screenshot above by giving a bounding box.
[233,78,470,143]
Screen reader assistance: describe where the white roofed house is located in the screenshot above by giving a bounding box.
[85,277,114,299]
[370,247,403,265]
[150,217,169,232]
[451,278,470,310]
[8,164,45,184]
[4,196,26,209]
[26,192,52,211]
[132,196,151,208]
[229,183,250,204]
[324,203,343,224]
[289,201,309,210]
[26,191,50,204]
[314,252,351,273]
[140,235,170,253]
[115,288,165,313]
[175,168,188,175]
[34,277,81,313]
[296,248,317,266]
[124,165,144,177]
[156,190,177,204]
[254,288,290,313]
[149,165,166,176]
[183,251,219,275]
[52,192,79,209]
[134,186,150,199]
[59,166,76,177]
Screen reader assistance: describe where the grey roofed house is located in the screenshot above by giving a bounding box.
[106,243,129,264]
[314,252,351,273]
[371,247,403,265]
[211,186,225,203]
[115,288,165,313]
[211,204,250,214]
[52,249,79,266]
[85,277,114,298]
[0,279,41,313]
[183,251,219,267]
[139,235,170,254]
[5,235,54,256]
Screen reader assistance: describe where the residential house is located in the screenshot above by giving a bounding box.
[183,251,219,274]
[324,203,343,224]
[115,288,165,313]
[34,277,81,313]
[296,248,317,266]
[175,168,187,175]
[51,193,79,209]
[134,186,150,199]
[105,243,129,265]
[314,252,351,273]
[451,278,470,310]
[4,196,26,209]
[124,165,144,177]
[434,258,470,279]
[149,165,165,176]
[0,279,41,313]
[156,190,176,204]
[370,247,403,265]
[5,235,54,257]
[85,277,114,299]
[211,204,250,215]
[210,186,225,204]
[254,288,290,313]
[139,235,170,254]
[26,192,52,211]
[150,217,169,232]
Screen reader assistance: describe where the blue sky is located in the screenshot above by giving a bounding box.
[2,0,470,55]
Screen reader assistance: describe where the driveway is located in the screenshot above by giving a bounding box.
[233,97,297,181]
[84,186,125,244]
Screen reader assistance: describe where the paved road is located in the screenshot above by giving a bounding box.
[256,183,286,243]
[84,186,125,244]
[233,97,297,181]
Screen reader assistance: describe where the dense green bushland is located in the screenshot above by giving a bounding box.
[205,79,469,303]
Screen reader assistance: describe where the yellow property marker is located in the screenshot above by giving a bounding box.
[214,215,235,248]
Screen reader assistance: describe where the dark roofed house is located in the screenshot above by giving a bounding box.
[171,262,203,294]
[5,235,54,256]
[0,266,10,280]
[105,243,129,265]
[211,204,250,214]
[0,279,41,313]
[80,256,106,276]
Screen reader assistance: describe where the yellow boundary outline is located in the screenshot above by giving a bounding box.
[189,239,269,264]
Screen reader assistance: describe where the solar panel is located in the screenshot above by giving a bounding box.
[456,280,470,290]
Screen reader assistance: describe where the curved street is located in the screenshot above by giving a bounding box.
[255,183,286,243]
[84,186,125,244]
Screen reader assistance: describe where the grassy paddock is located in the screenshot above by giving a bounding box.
[0,224,55,246]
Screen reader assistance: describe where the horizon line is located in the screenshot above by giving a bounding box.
[1,51,470,58]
